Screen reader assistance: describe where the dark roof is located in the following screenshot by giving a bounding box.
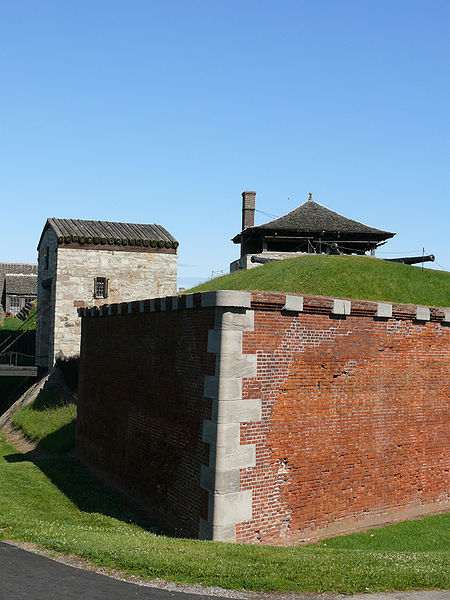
[38,218,178,250]
[5,274,38,296]
[0,263,37,278]
[233,197,395,241]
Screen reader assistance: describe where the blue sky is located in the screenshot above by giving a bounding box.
[1,0,448,288]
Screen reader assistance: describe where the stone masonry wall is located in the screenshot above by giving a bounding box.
[77,290,449,543]
[54,247,177,362]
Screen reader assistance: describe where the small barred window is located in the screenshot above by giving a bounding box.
[94,277,108,299]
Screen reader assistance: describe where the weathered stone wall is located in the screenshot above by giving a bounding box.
[77,291,449,543]
[36,229,177,368]
[53,247,177,362]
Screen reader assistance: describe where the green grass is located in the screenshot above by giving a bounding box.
[189,255,450,307]
[317,513,449,552]
[0,431,448,593]
[0,302,37,331]
[0,316,25,331]
[11,386,76,453]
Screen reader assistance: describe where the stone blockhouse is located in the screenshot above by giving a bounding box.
[0,263,37,319]
[36,218,178,369]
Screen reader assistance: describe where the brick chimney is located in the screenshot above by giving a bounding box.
[242,190,256,230]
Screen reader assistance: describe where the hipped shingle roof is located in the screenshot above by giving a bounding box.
[233,197,395,241]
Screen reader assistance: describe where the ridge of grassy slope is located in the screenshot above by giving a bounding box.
[11,385,76,453]
[188,256,450,307]
[8,368,77,453]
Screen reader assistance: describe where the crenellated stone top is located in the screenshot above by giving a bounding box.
[78,290,450,324]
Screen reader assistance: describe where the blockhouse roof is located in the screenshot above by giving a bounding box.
[38,218,179,250]
[233,196,395,242]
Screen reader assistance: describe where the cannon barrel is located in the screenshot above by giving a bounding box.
[250,255,278,264]
[385,254,435,265]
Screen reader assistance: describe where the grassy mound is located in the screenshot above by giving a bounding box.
[189,256,450,307]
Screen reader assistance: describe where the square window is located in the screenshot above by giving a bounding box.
[9,297,20,315]
[94,277,108,299]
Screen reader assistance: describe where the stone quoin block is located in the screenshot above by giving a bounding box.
[204,375,242,402]
[200,465,240,494]
[198,520,237,543]
[283,295,304,313]
[377,302,392,318]
[211,490,253,527]
[201,290,252,309]
[416,306,430,321]
[212,398,262,424]
[332,299,351,315]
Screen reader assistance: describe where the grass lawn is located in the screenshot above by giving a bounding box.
[11,382,76,453]
[188,255,450,307]
[0,431,448,592]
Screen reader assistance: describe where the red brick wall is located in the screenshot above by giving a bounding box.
[77,297,215,537]
[77,291,449,544]
[237,292,449,543]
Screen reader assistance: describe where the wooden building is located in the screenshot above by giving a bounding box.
[231,191,395,271]
[0,263,37,319]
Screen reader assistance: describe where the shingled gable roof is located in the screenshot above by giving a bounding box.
[38,218,178,250]
[233,196,395,241]
[5,274,37,296]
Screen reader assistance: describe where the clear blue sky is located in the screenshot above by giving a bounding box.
[1,0,448,288]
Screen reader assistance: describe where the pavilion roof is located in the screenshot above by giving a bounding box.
[233,196,395,242]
